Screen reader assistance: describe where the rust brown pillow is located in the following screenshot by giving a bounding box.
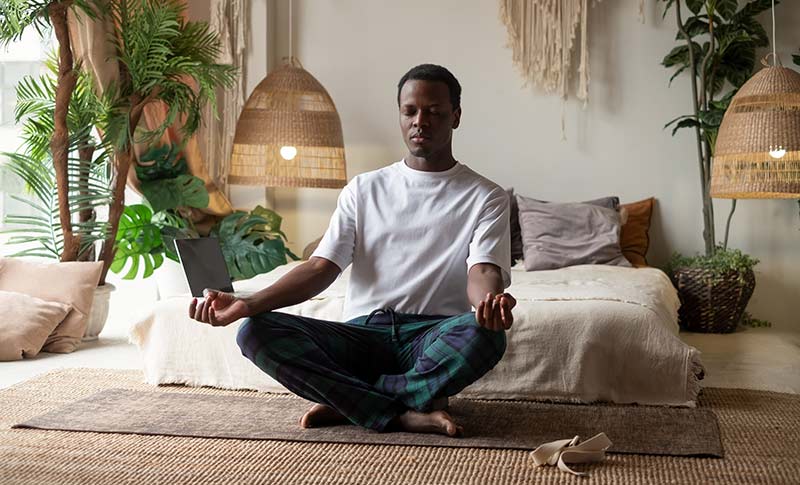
[620,198,655,267]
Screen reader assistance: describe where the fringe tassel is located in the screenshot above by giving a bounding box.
[499,0,608,139]
[202,0,248,199]
[499,0,597,103]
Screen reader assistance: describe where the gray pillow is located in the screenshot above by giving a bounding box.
[506,188,524,263]
[506,190,620,265]
[516,195,631,271]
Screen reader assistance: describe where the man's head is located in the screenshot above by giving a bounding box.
[397,64,462,160]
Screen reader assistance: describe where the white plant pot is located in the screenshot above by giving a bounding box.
[82,282,115,341]
[154,257,190,300]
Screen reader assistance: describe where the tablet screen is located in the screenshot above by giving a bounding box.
[175,238,234,297]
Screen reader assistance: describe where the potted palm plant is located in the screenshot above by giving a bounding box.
[1,0,237,338]
[661,0,776,332]
[1,59,115,340]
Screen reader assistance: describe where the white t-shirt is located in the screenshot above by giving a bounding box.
[312,160,511,321]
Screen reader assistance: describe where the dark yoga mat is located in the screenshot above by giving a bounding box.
[13,388,723,457]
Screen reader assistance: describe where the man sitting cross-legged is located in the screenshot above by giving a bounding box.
[189,63,516,437]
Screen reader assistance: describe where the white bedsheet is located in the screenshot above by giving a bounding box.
[129,261,703,406]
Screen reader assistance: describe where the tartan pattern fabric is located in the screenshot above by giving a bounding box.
[236,310,507,431]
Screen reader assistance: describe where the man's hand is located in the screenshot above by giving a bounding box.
[189,289,252,327]
[475,292,516,331]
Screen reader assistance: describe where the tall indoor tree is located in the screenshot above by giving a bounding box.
[661,0,776,256]
[94,0,236,283]
[2,0,236,285]
[0,0,101,261]
[2,57,111,263]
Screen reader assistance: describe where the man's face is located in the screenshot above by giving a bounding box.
[399,79,461,159]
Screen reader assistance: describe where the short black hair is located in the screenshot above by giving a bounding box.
[397,64,461,111]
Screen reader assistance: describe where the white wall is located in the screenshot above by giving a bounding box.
[228,0,798,329]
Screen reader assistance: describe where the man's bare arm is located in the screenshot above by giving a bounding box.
[242,256,342,314]
[467,263,516,331]
[191,256,342,326]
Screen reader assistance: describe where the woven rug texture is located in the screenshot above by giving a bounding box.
[1,368,798,485]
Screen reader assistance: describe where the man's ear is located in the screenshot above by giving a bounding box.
[452,107,462,129]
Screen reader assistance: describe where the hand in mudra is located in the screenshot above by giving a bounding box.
[476,292,516,331]
[189,289,252,327]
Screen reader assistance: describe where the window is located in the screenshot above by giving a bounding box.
[0,29,52,236]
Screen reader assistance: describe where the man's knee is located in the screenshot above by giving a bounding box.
[236,317,257,360]
[467,317,507,365]
[443,313,507,365]
[236,313,283,362]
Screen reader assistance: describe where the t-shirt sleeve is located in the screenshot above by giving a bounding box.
[466,187,512,288]
[310,181,357,271]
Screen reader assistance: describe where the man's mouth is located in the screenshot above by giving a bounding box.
[410,133,430,143]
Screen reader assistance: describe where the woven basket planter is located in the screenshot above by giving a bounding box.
[671,267,756,333]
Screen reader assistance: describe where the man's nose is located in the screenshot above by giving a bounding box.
[412,111,429,127]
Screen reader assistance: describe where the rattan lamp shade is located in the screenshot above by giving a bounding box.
[228,60,347,188]
[710,65,800,199]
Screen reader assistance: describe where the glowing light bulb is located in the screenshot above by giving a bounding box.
[768,145,786,159]
[280,146,297,160]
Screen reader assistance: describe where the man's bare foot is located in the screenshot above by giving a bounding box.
[397,410,463,437]
[299,404,348,428]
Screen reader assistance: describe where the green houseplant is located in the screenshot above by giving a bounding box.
[111,143,298,282]
[1,0,235,337]
[2,58,111,263]
[94,0,237,285]
[0,57,116,340]
[1,0,102,265]
[110,143,206,279]
[1,0,237,286]
[661,0,776,332]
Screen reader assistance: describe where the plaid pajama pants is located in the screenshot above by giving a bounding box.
[236,308,507,431]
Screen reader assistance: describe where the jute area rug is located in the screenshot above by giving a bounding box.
[1,369,798,485]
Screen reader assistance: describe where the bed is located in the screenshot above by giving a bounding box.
[129,261,703,407]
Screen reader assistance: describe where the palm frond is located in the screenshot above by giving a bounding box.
[102,0,237,146]
[0,0,50,46]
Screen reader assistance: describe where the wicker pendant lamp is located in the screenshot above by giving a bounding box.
[710,1,800,199]
[228,2,346,188]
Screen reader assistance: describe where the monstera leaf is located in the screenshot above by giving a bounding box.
[250,205,289,240]
[111,204,165,279]
[140,174,209,213]
[213,211,299,281]
[135,143,188,182]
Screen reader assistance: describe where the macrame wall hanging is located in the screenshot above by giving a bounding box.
[499,0,645,135]
[200,0,249,197]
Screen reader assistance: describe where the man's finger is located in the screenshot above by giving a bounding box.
[189,298,197,319]
[502,298,514,329]
[194,300,204,322]
[483,294,492,326]
[476,301,485,326]
[494,302,504,330]
[201,299,210,322]
[494,294,505,330]
[209,306,219,326]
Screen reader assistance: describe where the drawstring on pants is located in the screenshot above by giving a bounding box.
[364,307,399,342]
